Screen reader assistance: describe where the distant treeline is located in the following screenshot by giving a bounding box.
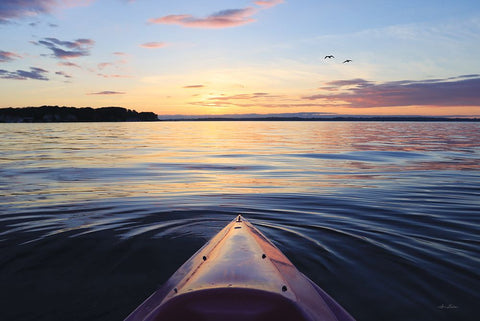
[161,116,479,122]
[0,106,158,123]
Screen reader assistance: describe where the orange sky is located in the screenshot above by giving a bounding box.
[1,0,479,117]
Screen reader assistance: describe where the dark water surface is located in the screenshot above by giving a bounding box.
[1,121,479,321]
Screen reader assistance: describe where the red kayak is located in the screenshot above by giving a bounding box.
[125,215,356,321]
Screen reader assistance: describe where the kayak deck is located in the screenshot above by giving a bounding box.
[125,215,356,321]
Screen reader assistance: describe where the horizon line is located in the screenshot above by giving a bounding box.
[1,106,479,120]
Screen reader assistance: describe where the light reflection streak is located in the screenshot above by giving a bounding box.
[0,122,479,207]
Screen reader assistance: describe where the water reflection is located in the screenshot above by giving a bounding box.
[0,121,479,321]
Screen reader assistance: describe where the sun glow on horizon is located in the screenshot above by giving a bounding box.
[0,0,479,117]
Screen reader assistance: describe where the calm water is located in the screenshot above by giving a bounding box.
[1,121,479,321]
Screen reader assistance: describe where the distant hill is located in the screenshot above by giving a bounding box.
[2,107,477,123]
[0,106,158,123]
[158,116,479,122]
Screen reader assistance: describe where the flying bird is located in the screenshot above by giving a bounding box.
[343,59,352,63]
[324,55,334,59]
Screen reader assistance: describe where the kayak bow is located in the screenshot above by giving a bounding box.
[125,215,356,321]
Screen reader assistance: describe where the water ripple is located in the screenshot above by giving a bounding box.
[1,122,479,321]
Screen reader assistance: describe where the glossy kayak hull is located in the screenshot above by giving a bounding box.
[125,215,356,321]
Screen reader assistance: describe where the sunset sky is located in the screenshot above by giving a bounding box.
[1,0,480,116]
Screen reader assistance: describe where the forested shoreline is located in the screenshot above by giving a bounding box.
[0,106,158,122]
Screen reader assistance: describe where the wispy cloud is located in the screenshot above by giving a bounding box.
[95,56,130,78]
[0,67,48,80]
[88,91,126,95]
[34,37,95,59]
[304,75,480,107]
[29,21,58,27]
[148,1,283,29]
[96,73,131,78]
[1,0,55,23]
[93,52,130,76]
[0,0,93,23]
[254,0,284,8]
[322,79,373,88]
[140,42,168,49]
[190,97,343,109]
[55,71,72,78]
[0,50,22,62]
[208,92,279,101]
[188,75,480,109]
[98,62,113,70]
[183,85,205,88]
[149,8,257,29]
[190,92,312,109]
[58,61,81,68]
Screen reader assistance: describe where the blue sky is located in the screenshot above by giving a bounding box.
[1,0,480,116]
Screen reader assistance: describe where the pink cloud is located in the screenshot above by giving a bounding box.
[148,1,284,29]
[97,73,132,78]
[0,0,93,23]
[149,7,258,29]
[140,42,168,49]
[98,62,113,70]
[255,0,284,8]
[58,61,81,68]
[88,91,125,95]
[0,50,22,62]
[208,93,278,101]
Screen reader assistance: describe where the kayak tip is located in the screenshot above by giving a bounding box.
[124,212,357,321]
